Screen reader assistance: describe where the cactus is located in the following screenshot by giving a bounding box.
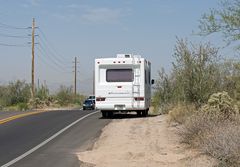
[201,91,238,118]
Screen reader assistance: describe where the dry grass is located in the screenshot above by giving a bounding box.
[179,111,240,167]
[168,103,196,124]
[201,121,240,167]
[168,92,240,166]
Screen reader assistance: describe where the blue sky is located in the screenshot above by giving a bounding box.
[0,0,227,94]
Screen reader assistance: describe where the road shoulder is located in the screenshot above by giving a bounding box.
[77,114,216,167]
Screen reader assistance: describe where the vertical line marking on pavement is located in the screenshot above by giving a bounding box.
[1,111,100,167]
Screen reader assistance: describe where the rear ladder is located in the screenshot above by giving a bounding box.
[132,56,141,109]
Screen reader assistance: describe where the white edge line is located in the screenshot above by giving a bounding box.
[1,110,100,167]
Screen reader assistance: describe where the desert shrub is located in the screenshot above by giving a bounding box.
[202,91,239,119]
[55,85,75,106]
[73,94,86,106]
[179,111,212,145]
[179,92,240,167]
[217,60,240,100]
[36,85,49,100]
[153,39,221,112]
[181,113,240,166]
[28,97,46,109]
[168,103,196,124]
[153,68,174,114]
[201,120,240,167]
[180,92,238,144]
[8,80,31,105]
[17,102,29,111]
[0,80,31,107]
[172,39,221,106]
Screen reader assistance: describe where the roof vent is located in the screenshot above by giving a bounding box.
[116,54,132,58]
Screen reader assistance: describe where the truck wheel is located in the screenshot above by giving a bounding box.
[101,111,107,118]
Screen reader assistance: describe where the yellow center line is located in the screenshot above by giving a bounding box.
[0,110,52,125]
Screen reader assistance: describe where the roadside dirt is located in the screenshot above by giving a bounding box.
[77,114,216,167]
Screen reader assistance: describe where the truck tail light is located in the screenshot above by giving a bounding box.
[96,97,106,101]
[134,97,144,101]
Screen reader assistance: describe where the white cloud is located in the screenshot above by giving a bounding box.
[81,7,124,24]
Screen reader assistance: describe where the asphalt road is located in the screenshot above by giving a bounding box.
[0,110,110,167]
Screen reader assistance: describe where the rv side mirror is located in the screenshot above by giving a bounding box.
[151,79,155,85]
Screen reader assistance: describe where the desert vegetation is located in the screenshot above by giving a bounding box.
[153,1,240,165]
[153,38,240,166]
[0,81,85,111]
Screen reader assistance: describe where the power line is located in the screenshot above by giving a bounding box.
[0,33,29,38]
[0,22,29,30]
[37,45,68,72]
[38,36,67,66]
[36,48,67,73]
[38,43,66,69]
[0,21,30,47]
[38,28,68,62]
[0,42,28,47]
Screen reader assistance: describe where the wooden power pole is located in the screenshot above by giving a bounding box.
[31,18,35,98]
[74,57,77,96]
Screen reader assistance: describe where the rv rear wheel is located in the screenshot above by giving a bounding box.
[142,110,148,117]
[137,111,141,117]
[101,111,107,118]
[107,111,113,118]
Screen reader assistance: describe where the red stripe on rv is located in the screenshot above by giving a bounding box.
[96,97,106,101]
[134,97,144,101]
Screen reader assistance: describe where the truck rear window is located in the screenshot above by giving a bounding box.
[106,69,133,82]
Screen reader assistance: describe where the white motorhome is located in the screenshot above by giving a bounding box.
[95,54,154,118]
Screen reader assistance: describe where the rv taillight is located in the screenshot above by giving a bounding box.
[113,61,116,63]
[97,62,100,64]
[134,97,144,101]
[96,97,106,101]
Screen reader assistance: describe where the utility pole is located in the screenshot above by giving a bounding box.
[74,57,77,96]
[93,70,95,95]
[37,78,40,90]
[31,18,35,98]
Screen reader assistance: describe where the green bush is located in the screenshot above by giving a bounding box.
[17,103,29,111]
[153,39,221,112]
[55,85,75,106]
[0,80,31,107]
[36,85,49,100]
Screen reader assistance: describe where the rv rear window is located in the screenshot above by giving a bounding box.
[106,69,133,82]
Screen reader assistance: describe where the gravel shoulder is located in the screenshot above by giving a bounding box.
[77,114,216,167]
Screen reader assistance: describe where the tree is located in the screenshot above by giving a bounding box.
[153,38,221,109]
[173,38,221,105]
[199,0,240,49]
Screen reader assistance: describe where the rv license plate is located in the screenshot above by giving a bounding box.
[114,105,125,110]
